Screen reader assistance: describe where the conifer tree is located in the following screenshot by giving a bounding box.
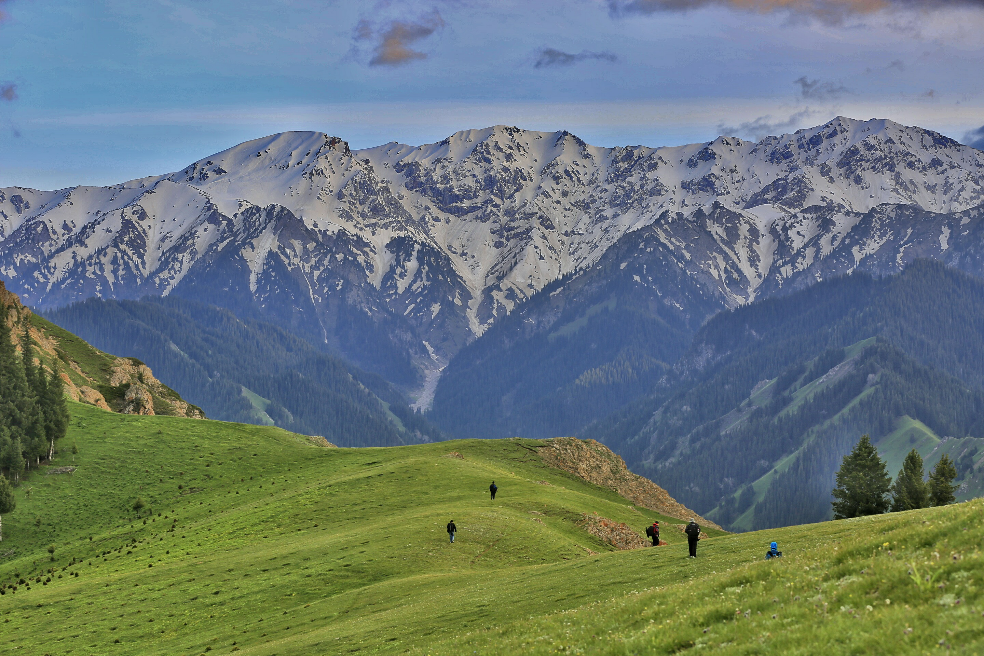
[891,448,929,512]
[832,434,891,519]
[0,472,14,542]
[1,436,25,483]
[928,454,958,506]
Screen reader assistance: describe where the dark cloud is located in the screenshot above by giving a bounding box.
[608,0,984,23]
[794,76,849,100]
[534,48,618,68]
[964,125,984,150]
[718,108,819,141]
[355,11,445,67]
[0,83,16,102]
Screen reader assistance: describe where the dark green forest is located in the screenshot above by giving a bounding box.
[0,308,69,482]
[583,261,984,530]
[46,297,442,448]
[428,231,721,440]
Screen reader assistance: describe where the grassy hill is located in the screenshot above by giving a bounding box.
[1,405,982,655]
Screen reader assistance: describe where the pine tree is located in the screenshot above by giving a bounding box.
[928,454,958,506]
[1,435,25,483]
[891,448,929,512]
[0,472,14,542]
[832,435,891,519]
[44,366,69,459]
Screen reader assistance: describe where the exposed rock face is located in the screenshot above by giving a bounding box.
[538,437,722,530]
[109,358,204,418]
[121,382,155,416]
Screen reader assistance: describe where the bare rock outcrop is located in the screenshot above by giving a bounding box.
[109,358,203,418]
[538,437,722,531]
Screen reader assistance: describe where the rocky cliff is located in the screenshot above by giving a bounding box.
[0,279,203,418]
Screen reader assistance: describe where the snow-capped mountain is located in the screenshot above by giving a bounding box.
[2,116,984,400]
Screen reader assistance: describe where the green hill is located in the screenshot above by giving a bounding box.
[1,405,982,655]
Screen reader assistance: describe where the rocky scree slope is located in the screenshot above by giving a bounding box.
[1,279,201,418]
[2,116,984,401]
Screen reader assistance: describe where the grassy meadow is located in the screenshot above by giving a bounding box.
[1,402,982,655]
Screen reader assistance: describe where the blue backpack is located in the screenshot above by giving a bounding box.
[766,541,782,559]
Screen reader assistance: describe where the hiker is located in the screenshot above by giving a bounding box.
[765,541,782,559]
[685,518,700,558]
[490,481,497,500]
[447,519,457,543]
[645,521,660,546]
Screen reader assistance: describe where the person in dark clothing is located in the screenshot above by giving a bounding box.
[684,518,700,558]
[645,521,660,546]
[489,481,497,500]
[447,519,457,543]
[765,541,782,559]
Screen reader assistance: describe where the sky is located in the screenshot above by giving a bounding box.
[1,0,983,190]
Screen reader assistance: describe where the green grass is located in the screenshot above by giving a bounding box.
[239,387,275,426]
[548,298,617,341]
[876,416,941,479]
[1,402,981,655]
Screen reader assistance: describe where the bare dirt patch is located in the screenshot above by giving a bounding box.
[578,513,649,550]
[538,437,722,530]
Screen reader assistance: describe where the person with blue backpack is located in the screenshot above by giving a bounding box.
[766,541,782,559]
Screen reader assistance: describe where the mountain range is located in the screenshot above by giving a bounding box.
[3,116,984,408]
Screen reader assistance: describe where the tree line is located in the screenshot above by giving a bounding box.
[831,435,957,518]
[1,306,71,538]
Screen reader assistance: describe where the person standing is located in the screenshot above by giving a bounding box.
[447,519,457,543]
[489,481,497,500]
[685,518,700,558]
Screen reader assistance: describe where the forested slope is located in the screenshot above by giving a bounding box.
[46,296,443,448]
[584,261,984,530]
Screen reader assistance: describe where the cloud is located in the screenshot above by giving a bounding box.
[964,125,984,150]
[607,0,984,23]
[534,48,618,68]
[794,76,849,100]
[355,11,445,67]
[0,83,16,102]
[718,108,820,141]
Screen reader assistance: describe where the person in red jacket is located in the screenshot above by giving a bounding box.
[645,521,660,546]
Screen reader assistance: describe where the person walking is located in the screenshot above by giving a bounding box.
[489,481,497,500]
[447,519,457,543]
[645,521,660,546]
[685,518,700,558]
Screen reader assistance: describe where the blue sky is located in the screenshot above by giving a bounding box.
[1,0,983,189]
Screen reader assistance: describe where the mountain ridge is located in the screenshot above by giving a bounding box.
[3,116,984,400]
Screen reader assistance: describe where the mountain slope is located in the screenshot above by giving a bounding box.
[44,296,443,447]
[583,262,984,529]
[1,403,980,655]
[3,117,984,403]
[1,279,200,419]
